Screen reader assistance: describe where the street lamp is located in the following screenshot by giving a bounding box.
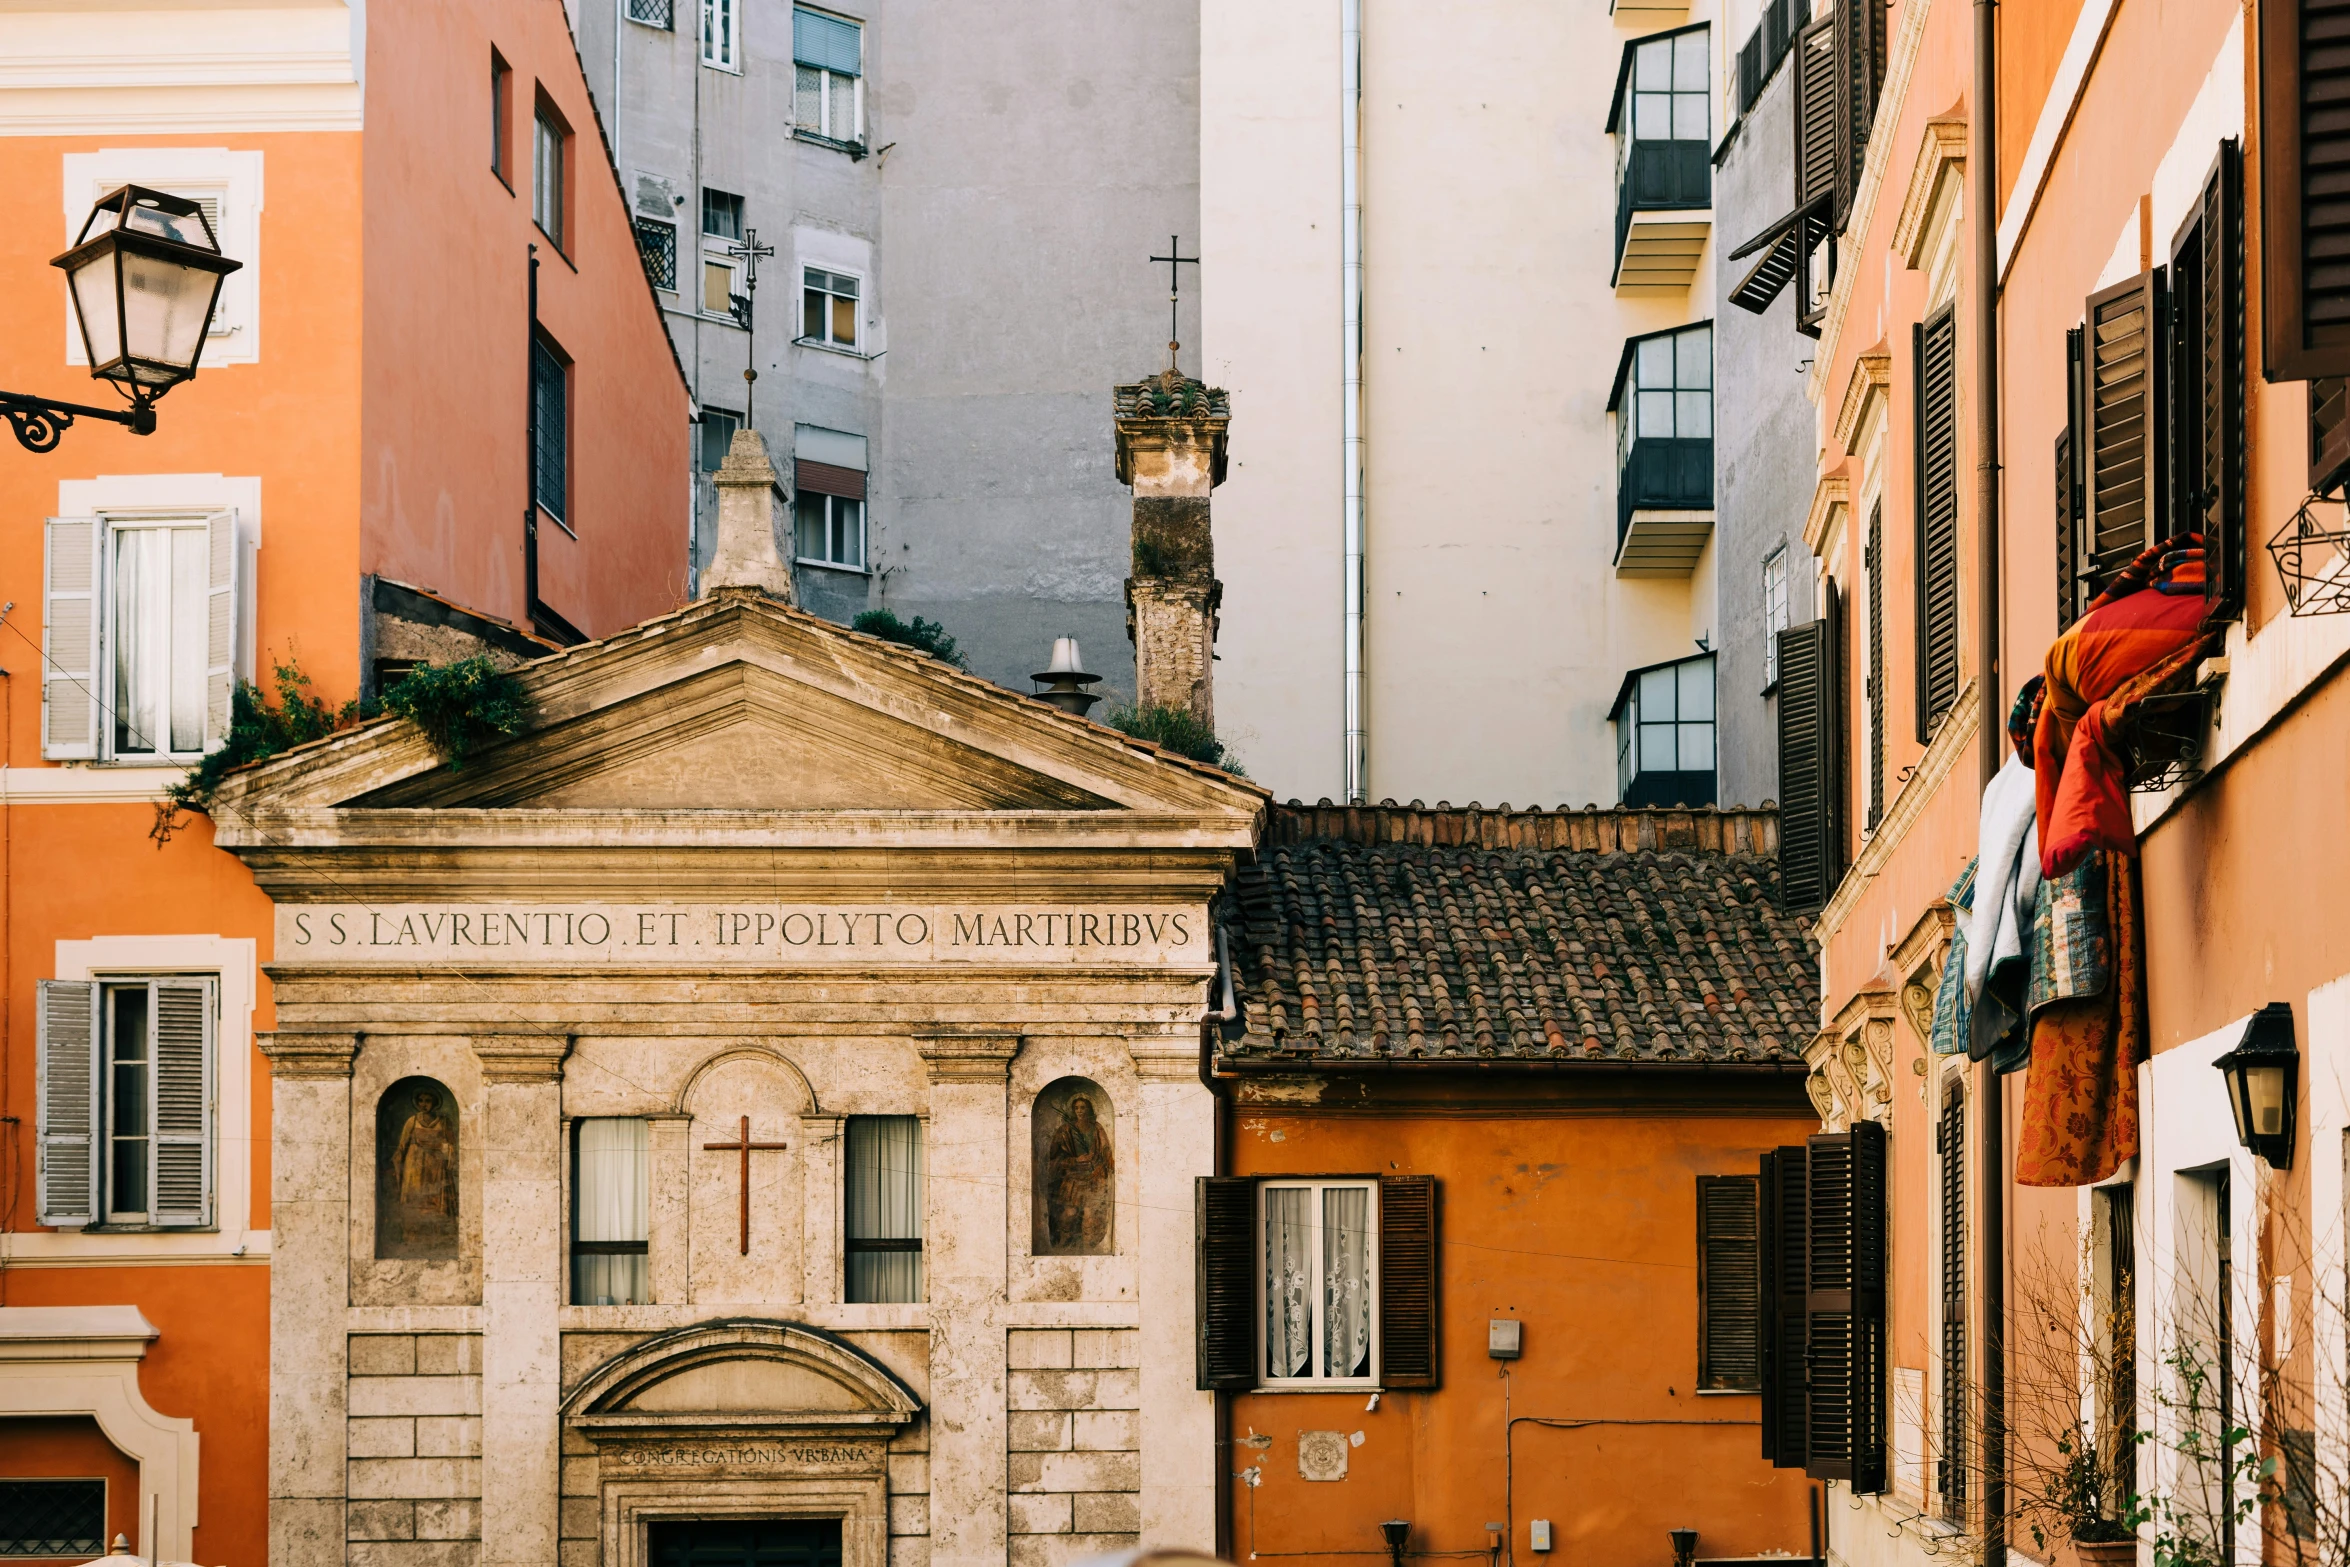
[2214,1001,2299,1168]
[2,184,242,453]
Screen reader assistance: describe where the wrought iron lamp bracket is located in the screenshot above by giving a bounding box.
[0,387,155,453]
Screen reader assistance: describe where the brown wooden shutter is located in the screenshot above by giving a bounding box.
[2057,324,2090,631]
[2313,376,2350,491]
[2170,140,2247,615]
[1793,16,1838,213]
[1775,601,1840,914]
[1759,1146,1809,1467]
[1378,1175,1440,1389]
[1196,1176,1256,1390]
[1935,1077,1967,1511]
[1912,306,1962,740]
[2083,271,2169,599]
[1804,1119,1887,1494]
[2258,0,2350,382]
[1832,0,1886,220]
[1864,504,1885,832]
[1697,1175,1762,1392]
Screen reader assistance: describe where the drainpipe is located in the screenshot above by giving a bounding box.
[1340,0,1367,803]
[1200,924,1242,1558]
[1970,0,2006,1560]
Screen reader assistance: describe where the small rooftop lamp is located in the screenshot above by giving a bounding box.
[1669,1530,1699,1567]
[2214,1001,2299,1168]
[1031,635,1103,717]
[4,184,241,452]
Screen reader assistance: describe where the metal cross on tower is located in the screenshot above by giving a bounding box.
[723,226,777,421]
[1148,234,1199,370]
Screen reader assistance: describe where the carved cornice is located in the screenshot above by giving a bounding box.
[1893,117,1969,269]
[1813,678,1980,950]
[914,1032,1023,1082]
[471,1032,574,1083]
[1804,469,1852,560]
[1891,898,1958,1049]
[257,1031,359,1079]
[1806,988,1896,1131]
[1833,347,1893,456]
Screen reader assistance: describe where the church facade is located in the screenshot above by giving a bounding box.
[220,561,1262,1567]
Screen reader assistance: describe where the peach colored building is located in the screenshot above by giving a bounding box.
[0,2,686,1562]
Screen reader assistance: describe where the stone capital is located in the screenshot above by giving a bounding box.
[470,1032,574,1083]
[914,1032,1022,1083]
[258,1031,360,1079]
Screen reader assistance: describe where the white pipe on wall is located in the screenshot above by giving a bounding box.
[1340,0,1367,803]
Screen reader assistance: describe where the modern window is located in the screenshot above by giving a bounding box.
[699,407,741,472]
[1611,652,1716,809]
[0,1480,106,1559]
[1609,322,1713,545]
[491,51,513,185]
[573,1118,651,1305]
[702,189,746,318]
[701,0,738,70]
[1762,545,1790,689]
[532,336,568,528]
[1606,24,1710,273]
[845,1116,923,1303]
[532,100,568,247]
[793,9,864,144]
[802,267,860,349]
[626,0,675,29]
[35,977,216,1230]
[794,494,864,569]
[634,217,678,293]
[1259,1179,1377,1385]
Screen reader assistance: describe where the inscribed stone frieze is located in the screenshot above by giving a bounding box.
[275,903,1207,965]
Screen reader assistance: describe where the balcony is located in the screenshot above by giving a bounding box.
[1613,141,1712,290]
[1615,436,1714,576]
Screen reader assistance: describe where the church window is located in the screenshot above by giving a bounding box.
[573,1118,651,1305]
[845,1115,923,1303]
[36,977,215,1230]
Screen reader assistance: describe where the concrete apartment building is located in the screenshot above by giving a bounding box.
[574,0,1201,705]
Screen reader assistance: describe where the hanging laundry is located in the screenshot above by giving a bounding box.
[2016,850,2147,1186]
[1966,756,2042,1066]
[1929,860,1975,1056]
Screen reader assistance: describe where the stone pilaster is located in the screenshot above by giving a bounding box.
[648,1114,693,1307]
[260,1031,359,1567]
[1113,371,1229,728]
[917,1033,1021,1567]
[801,1113,846,1307]
[471,1034,570,1567]
[1131,1049,1217,1550]
[703,428,795,601]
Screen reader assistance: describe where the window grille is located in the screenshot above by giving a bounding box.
[634,219,677,292]
[532,339,567,525]
[0,1481,105,1559]
[626,0,673,28]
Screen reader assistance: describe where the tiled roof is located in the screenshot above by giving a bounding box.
[1114,367,1230,419]
[1221,801,1817,1065]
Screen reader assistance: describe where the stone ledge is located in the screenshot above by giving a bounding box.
[261,1031,361,1078]
[915,1032,1023,1082]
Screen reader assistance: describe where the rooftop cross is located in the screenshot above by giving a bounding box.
[1148,233,1199,371]
[723,226,777,420]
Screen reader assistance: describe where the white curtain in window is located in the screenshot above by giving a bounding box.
[112,527,205,756]
[1264,1187,1313,1377]
[1323,1186,1373,1379]
[847,1116,924,1303]
[574,1118,649,1305]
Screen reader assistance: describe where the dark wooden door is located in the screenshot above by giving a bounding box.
[649,1518,844,1567]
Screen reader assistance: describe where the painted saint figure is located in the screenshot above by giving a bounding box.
[376,1077,459,1258]
[1038,1086,1113,1253]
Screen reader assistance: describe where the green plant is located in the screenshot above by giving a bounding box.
[163,654,359,822]
[1102,701,1245,774]
[853,608,968,670]
[379,656,533,769]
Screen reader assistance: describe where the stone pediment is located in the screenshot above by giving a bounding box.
[212,590,1264,826]
[563,1318,922,1445]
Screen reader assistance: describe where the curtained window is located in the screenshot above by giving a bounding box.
[1261,1180,1376,1383]
[572,1118,650,1305]
[846,1116,924,1303]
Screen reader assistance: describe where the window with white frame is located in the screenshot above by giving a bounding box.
[42,513,240,763]
[1762,545,1789,689]
[702,189,746,318]
[802,267,859,349]
[533,102,568,247]
[794,492,864,569]
[36,976,217,1230]
[65,151,262,367]
[1260,1179,1377,1384]
[702,0,738,69]
[699,406,742,472]
[793,8,863,143]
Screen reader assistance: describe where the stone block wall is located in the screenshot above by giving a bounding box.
[347,1334,486,1567]
[1005,1328,1141,1567]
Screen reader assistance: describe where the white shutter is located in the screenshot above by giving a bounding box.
[36,980,101,1228]
[43,517,103,760]
[149,979,215,1228]
[204,510,237,752]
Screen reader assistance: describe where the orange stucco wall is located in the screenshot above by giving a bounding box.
[1225,1097,1817,1564]
[0,1417,140,1562]
[360,0,692,639]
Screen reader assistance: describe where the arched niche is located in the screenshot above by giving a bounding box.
[375,1076,459,1259]
[1031,1076,1114,1255]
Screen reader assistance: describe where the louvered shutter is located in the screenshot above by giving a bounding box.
[1775,601,1841,915]
[1913,307,1963,740]
[1195,1176,1256,1389]
[1832,0,1886,220]
[37,981,102,1228]
[1936,1078,1967,1507]
[1864,505,1885,832]
[2313,376,2350,492]
[1759,1146,1809,1467]
[2057,324,2090,630]
[1698,1175,1761,1391]
[1804,1119,1887,1493]
[149,979,216,1228]
[43,518,102,760]
[1793,17,1838,214]
[1378,1175,1440,1388]
[2082,271,2169,599]
[2167,141,2246,615]
[2258,0,2350,382]
[204,511,239,753]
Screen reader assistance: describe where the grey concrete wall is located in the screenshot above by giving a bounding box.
[1712,56,1816,812]
[585,2,1199,707]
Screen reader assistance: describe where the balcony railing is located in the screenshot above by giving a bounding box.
[1613,140,1712,281]
[1617,435,1713,546]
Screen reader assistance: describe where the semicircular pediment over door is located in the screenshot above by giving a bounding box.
[563,1317,923,1447]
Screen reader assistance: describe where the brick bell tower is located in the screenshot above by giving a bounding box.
[1111,368,1230,726]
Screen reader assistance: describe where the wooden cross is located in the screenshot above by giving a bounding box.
[1147,233,1200,368]
[702,1114,789,1256]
